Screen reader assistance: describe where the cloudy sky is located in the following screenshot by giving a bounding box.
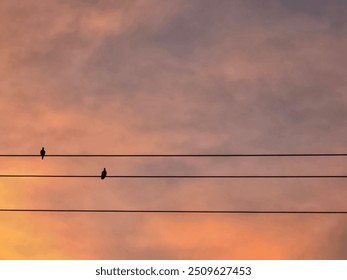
[1,0,347,259]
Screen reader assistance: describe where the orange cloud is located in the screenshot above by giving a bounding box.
[1,0,347,259]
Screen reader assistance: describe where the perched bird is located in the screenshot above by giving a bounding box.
[101,168,107,180]
[40,147,45,160]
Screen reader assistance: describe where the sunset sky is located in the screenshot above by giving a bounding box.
[1,0,347,259]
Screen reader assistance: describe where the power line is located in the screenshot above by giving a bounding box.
[0,209,347,214]
[1,153,347,157]
[1,175,347,178]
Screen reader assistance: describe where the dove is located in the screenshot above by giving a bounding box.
[101,168,107,180]
[40,147,45,160]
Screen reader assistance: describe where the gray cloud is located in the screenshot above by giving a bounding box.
[2,0,347,259]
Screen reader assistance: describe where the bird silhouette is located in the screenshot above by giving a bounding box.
[40,147,45,160]
[101,168,107,180]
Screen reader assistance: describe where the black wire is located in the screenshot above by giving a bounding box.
[1,175,347,178]
[1,153,347,157]
[0,209,346,214]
